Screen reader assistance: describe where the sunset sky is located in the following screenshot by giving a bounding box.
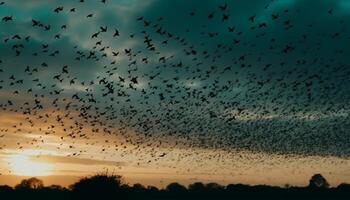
[0,0,349,188]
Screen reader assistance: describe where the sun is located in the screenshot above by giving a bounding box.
[8,154,53,176]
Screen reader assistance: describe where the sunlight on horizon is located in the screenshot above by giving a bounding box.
[7,154,53,177]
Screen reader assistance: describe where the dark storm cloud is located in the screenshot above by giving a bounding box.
[0,0,349,158]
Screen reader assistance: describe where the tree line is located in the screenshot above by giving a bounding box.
[0,173,349,200]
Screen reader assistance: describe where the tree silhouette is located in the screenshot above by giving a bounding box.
[15,177,44,190]
[165,182,187,193]
[308,174,330,189]
[47,184,65,190]
[206,182,224,191]
[337,183,350,191]
[70,173,124,200]
[132,183,146,190]
[0,185,13,193]
[188,182,205,193]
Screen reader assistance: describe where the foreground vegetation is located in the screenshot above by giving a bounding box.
[0,173,349,199]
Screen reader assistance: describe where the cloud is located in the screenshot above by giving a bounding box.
[0,0,350,160]
[32,154,126,166]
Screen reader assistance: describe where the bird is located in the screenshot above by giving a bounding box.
[113,29,119,37]
[219,3,228,11]
[2,16,12,22]
[100,26,107,32]
[0,0,348,179]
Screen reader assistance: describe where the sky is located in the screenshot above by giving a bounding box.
[0,0,349,188]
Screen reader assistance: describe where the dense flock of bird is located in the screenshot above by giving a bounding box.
[0,0,349,173]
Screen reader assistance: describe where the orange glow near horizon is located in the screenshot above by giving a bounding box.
[0,113,349,188]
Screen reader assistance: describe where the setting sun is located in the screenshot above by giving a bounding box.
[7,154,53,177]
